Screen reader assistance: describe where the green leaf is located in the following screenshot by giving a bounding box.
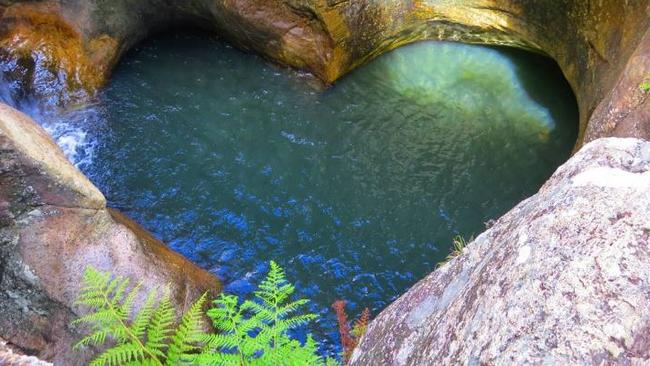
[145,287,175,358]
[132,286,158,339]
[166,292,208,365]
[73,262,340,366]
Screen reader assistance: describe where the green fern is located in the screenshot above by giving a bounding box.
[72,266,206,366]
[73,263,340,366]
[196,261,335,366]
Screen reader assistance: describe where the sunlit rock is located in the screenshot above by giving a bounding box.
[352,137,650,365]
[0,0,647,144]
[0,103,220,365]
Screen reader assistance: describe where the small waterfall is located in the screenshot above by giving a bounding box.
[0,69,100,169]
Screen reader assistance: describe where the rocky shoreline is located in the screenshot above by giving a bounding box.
[351,137,650,365]
[0,0,648,364]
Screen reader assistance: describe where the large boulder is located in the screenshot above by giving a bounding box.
[351,137,650,365]
[0,103,221,365]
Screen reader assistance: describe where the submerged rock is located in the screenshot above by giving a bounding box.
[352,137,650,365]
[0,103,221,365]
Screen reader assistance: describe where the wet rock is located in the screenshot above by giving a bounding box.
[0,2,119,107]
[0,0,648,144]
[351,137,650,365]
[0,103,104,210]
[0,104,221,365]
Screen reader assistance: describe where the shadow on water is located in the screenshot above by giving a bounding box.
[496,46,579,144]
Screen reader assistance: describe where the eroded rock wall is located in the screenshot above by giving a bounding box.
[351,137,650,365]
[0,103,221,365]
[0,0,648,144]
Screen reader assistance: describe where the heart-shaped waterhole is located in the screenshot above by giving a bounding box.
[48,31,577,350]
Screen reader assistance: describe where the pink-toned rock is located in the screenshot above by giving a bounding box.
[0,338,52,366]
[584,29,650,144]
[352,138,650,365]
[0,104,221,365]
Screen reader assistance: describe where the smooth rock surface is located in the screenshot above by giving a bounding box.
[351,137,650,365]
[0,104,221,365]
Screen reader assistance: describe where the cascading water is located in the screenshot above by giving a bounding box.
[0,71,100,168]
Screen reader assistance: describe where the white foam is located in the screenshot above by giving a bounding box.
[0,76,99,168]
[44,124,94,167]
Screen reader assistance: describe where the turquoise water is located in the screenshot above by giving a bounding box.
[58,32,575,352]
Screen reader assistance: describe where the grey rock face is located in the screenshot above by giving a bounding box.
[351,137,650,366]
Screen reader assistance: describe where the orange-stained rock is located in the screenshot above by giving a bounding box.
[0,104,221,365]
[0,0,648,145]
[0,2,118,106]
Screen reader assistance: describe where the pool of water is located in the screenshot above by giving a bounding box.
[24,31,578,353]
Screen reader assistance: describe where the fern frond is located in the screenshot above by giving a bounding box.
[120,281,143,323]
[254,261,294,307]
[74,262,337,366]
[145,288,175,358]
[206,294,241,332]
[132,287,159,339]
[325,356,341,366]
[274,298,310,318]
[166,292,208,365]
[200,333,239,350]
[74,309,121,325]
[190,351,241,366]
[273,314,317,333]
[288,335,325,366]
[88,342,144,366]
[72,266,170,366]
[74,329,112,348]
[253,334,330,366]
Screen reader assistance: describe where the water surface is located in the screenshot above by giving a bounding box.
[49,32,578,352]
